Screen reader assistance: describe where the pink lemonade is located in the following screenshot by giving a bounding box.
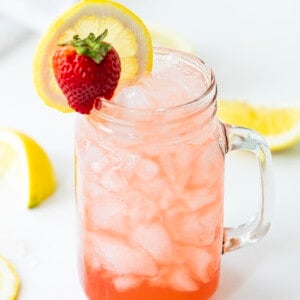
[75,48,225,300]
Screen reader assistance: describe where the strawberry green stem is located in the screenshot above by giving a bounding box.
[59,30,112,64]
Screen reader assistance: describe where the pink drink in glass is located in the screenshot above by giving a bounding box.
[76,48,225,300]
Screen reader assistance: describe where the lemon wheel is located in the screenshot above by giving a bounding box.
[33,0,153,113]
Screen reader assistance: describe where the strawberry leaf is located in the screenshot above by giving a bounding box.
[59,30,112,64]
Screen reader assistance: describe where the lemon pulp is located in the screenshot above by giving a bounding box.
[217,100,300,152]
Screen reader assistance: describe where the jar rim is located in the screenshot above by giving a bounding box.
[89,47,217,123]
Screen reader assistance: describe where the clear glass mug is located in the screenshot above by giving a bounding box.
[75,48,274,300]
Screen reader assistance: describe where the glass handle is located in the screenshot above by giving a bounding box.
[222,125,275,253]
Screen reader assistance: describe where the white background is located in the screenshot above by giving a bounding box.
[0,1,299,299]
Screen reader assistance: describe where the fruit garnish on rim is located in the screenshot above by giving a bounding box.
[33,0,153,114]
[53,30,121,114]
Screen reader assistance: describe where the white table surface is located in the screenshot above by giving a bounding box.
[0,1,300,299]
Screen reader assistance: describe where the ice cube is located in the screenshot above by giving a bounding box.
[184,187,219,211]
[117,151,141,180]
[158,153,191,189]
[173,144,195,170]
[163,205,187,231]
[90,156,109,174]
[87,195,128,234]
[190,141,223,188]
[159,154,176,183]
[86,232,158,277]
[181,66,208,101]
[83,145,107,168]
[164,205,221,247]
[100,169,127,192]
[131,223,174,263]
[85,182,106,198]
[179,212,215,246]
[159,189,175,210]
[152,53,208,107]
[148,266,168,288]
[128,197,160,229]
[114,86,153,109]
[132,175,166,200]
[139,72,179,108]
[168,267,199,292]
[136,158,159,181]
[109,123,140,146]
[182,246,215,283]
[175,169,192,190]
[145,68,198,108]
[113,276,143,292]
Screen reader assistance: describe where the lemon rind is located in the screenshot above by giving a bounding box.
[0,255,20,300]
[267,124,300,152]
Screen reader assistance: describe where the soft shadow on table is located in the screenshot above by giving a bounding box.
[272,142,300,157]
[211,264,246,299]
[212,248,269,300]
[34,153,74,210]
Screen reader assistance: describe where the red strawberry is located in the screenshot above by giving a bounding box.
[52,30,121,114]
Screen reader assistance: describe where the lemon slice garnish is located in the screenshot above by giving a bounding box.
[33,0,153,112]
[0,128,56,208]
[217,100,300,152]
[0,255,20,300]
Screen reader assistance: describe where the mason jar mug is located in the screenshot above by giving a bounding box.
[75,48,274,300]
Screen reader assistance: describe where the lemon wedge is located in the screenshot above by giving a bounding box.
[0,128,56,208]
[0,255,20,300]
[33,0,153,113]
[149,25,195,53]
[217,100,300,152]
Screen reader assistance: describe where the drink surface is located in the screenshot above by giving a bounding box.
[76,49,224,300]
[113,50,208,109]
